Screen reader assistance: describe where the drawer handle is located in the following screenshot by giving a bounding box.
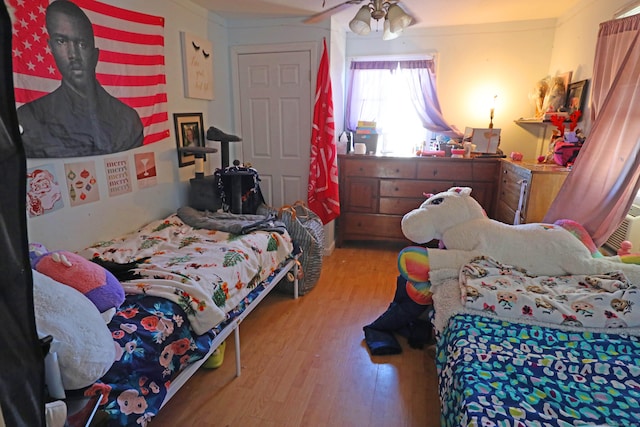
[433,169,438,176]
[395,168,400,173]
[395,187,399,191]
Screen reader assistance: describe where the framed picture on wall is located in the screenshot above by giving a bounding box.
[173,113,205,167]
[565,79,589,115]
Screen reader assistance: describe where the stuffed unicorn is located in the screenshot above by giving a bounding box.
[397,186,640,294]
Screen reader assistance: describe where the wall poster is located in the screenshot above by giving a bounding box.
[105,156,132,197]
[64,161,100,206]
[26,164,64,217]
[181,31,214,100]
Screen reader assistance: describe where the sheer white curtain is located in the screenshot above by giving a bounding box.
[543,14,640,246]
[345,59,461,155]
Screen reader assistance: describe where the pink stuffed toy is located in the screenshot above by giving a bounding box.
[32,250,124,313]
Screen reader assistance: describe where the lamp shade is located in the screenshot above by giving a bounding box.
[382,18,399,40]
[349,6,371,35]
[387,4,412,34]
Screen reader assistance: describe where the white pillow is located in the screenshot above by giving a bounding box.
[32,269,115,390]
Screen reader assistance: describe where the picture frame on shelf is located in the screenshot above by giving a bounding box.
[173,113,205,167]
[557,71,573,94]
[565,79,589,115]
[541,71,572,115]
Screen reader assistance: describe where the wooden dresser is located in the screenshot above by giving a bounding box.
[337,154,500,246]
[494,159,570,225]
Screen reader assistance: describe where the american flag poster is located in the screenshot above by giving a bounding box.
[10,0,169,156]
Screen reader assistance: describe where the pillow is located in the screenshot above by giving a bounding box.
[32,269,116,390]
[33,250,124,313]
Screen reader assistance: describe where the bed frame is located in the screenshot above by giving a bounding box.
[161,257,299,407]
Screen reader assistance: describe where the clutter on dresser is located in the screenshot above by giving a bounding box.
[354,120,378,155]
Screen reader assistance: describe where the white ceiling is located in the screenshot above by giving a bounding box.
[190,0,583,29]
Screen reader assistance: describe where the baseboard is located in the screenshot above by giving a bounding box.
[324,240,335,256]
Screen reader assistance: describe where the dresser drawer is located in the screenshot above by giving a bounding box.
[498,174,528,208]
[416,160,473,181]
[501,161,531,180]
[343,158,416,179]
[380,179,432,198]
[494,199,518,224]
[379,197,423,215]
[343,177,378,213]
[341,213,404,240]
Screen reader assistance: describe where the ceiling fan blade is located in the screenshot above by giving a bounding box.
[303,0,366,24]
[398,1,419,27]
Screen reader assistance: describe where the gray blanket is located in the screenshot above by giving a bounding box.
[177,206,287,235]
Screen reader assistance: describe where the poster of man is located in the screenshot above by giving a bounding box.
[16,0,144,158]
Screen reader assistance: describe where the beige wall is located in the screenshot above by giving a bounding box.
[345,20,556,160]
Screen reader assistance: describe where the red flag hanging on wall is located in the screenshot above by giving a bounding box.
[10,0,170,146]
[308,39,340,225]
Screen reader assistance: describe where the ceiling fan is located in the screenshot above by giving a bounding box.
[304,0,415,38]
[303,0,367,24]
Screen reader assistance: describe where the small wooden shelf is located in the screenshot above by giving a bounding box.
[514,119,569,125]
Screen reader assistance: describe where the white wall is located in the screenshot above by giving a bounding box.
[25,0,232,251]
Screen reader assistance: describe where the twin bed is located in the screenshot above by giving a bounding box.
[430,254,640,426]
[35,207,298,426]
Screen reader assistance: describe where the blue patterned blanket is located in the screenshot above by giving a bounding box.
[437,313,640,427]
[85,283,269,426]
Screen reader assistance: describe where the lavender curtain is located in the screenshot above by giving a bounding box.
[399,60,463,138]
[543,14,640,246]
[345,60,460,137]
[345,61,393,131]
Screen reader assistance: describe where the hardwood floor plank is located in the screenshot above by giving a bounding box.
[152,242,441,426]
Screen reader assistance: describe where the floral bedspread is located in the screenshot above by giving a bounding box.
[460,256,640,330]
[86,284,271,427]
[78,213,293,334]
[437,313,640,427]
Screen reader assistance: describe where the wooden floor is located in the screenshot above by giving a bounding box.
[152,242,441,427]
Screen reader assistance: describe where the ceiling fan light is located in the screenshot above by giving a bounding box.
[349,5,372,35]
[382,18,399,40]
[387,4,412,34]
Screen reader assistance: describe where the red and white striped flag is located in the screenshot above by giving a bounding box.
[307,39,339,225]
[10,0,170,146]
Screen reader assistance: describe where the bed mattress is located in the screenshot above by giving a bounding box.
[78,212,294,334]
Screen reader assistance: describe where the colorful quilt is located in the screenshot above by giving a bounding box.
[437,313,640,427]
[460,256,640,330]
[78,213,294,334]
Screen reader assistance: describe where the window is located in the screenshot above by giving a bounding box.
[345,57,460,157]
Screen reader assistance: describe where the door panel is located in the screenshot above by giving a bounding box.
[237,50,311,208]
